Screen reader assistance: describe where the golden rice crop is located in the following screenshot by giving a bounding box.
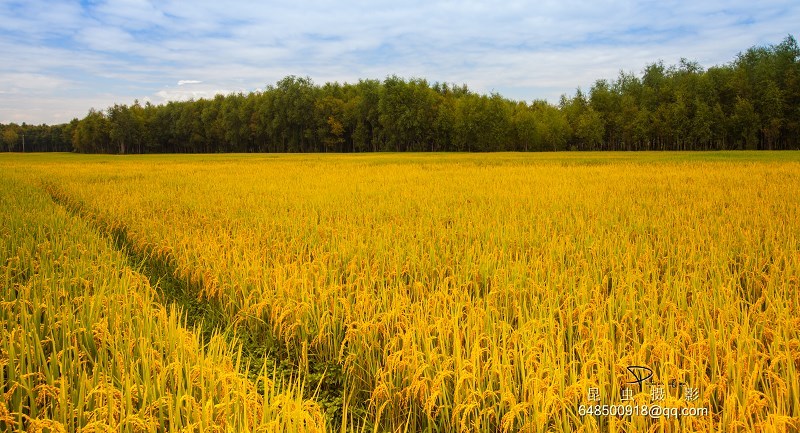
[2,152,799,432]
[0,168,326,432]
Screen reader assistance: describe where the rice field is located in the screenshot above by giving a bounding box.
[2,152,799,432]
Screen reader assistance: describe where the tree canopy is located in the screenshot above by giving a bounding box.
[3,35,799,153]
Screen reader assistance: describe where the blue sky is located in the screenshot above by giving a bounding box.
[1,0,798,124]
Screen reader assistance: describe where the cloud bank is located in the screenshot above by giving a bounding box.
[0,0,797,124]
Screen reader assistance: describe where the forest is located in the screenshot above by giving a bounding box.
[2,35,798,153]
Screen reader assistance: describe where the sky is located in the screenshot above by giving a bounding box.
[1,1,798,125]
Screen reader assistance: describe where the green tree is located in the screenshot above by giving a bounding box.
[512,102,537,151]
[315,88,347,152]
[531,100,570,151]
[732,97,760,149]
[575,107,605,150]
[2,124,19,151]
[73,109,110,153]
[272,76,318,152]
[379,76,436,151]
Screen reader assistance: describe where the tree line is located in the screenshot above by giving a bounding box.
[2,35,799,153]
[0,123,73,152]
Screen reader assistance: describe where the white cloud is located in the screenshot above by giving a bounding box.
[0,73,70,94]
[153,83,241,103]
[178,80,203,86]
[75,26,141,53]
